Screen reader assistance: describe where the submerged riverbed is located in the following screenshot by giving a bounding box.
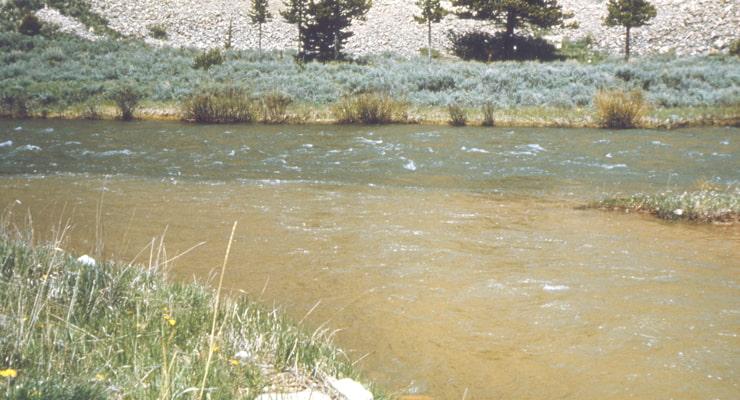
[1,120,738,399]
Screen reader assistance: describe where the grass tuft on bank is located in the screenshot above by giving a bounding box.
[0,224,383,399]
[583,189,740,224]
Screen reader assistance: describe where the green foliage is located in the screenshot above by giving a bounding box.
[0,86,32,118]
[0,225,382,400]
[300,0,372,61]
[17,14,41,35]
[729,37,740,57]
[414,0,447,60]
[556,36,607,63]
[447,102,467,126]
[147,23,168,40]
[108,84,142,121]
[604,0,657,60]
[182,87,258,123]
[250,0,272,52]
[451,0,576,59]
[604,0,657,28]
[448,30,558,62]
[194,48,225,70]
[593,88,646,129]
[332,93,409,124]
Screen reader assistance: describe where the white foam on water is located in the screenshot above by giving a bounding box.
[18,144,42,151]
[0,140,12,147]
[403,159,417,171]
[542,284,570,292]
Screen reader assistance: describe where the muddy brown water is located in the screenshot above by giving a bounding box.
[1,120,738,399]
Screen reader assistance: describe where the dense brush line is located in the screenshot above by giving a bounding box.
[0,32,738,121]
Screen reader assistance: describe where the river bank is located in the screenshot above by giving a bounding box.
[0,222,386,400]
[6,102,739,129]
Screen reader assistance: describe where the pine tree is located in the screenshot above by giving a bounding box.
[281,0,310,58]
[452,0,575,60]
[604,0,657,60]
[250,0,272,54]
[414,0,447,61]
[301,0,371,61]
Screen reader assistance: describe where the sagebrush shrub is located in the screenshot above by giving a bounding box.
[593,88,646,129]
[147,23,168,40]
[194,48,224,70]
[18,14,42,36]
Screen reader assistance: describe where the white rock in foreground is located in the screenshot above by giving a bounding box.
[255,390,331,400]
[76,254,96,267]
[328,377,373,400]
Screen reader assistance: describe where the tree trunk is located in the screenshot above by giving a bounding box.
[427,20,432,61]
[625,26,631,61]
[504,11,517,60]
[258,23,263,55]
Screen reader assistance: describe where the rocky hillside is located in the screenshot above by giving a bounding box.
[38,0,739,57]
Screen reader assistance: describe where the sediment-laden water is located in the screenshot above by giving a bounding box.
[1,120,738,399]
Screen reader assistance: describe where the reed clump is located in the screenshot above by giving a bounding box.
[260,90,293,124]
[0,222,381,399]
[447,103,467,126]
[332,93,409,124]
[593,88,647,129]
[182,87,258,123]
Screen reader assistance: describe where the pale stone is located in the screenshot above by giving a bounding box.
[77,255,96,267]
[328,377,373,400]
[255,390,331,400]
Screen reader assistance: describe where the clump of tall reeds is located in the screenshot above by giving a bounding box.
[447,102,467,126]
[0,220,381,399]
[182,87,258,123]
[481,101,495,126]
[332,93,409,124]
[593,88,647,129]
[260,90,292,124]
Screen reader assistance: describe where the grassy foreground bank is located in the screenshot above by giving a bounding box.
[0,224,384,399]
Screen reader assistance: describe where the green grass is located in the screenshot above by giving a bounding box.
[584,189,740,224]
[0,222,384,399]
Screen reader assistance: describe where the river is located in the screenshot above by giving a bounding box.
[1,119,738,399]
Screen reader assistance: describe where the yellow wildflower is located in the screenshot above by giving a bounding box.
[230,360,239,366]
[168,319,176,326]
[96,374,105,381]
[163,315,170,320]
[213,346,220,352]
[0,368,18,378]
[135,323,142,328]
